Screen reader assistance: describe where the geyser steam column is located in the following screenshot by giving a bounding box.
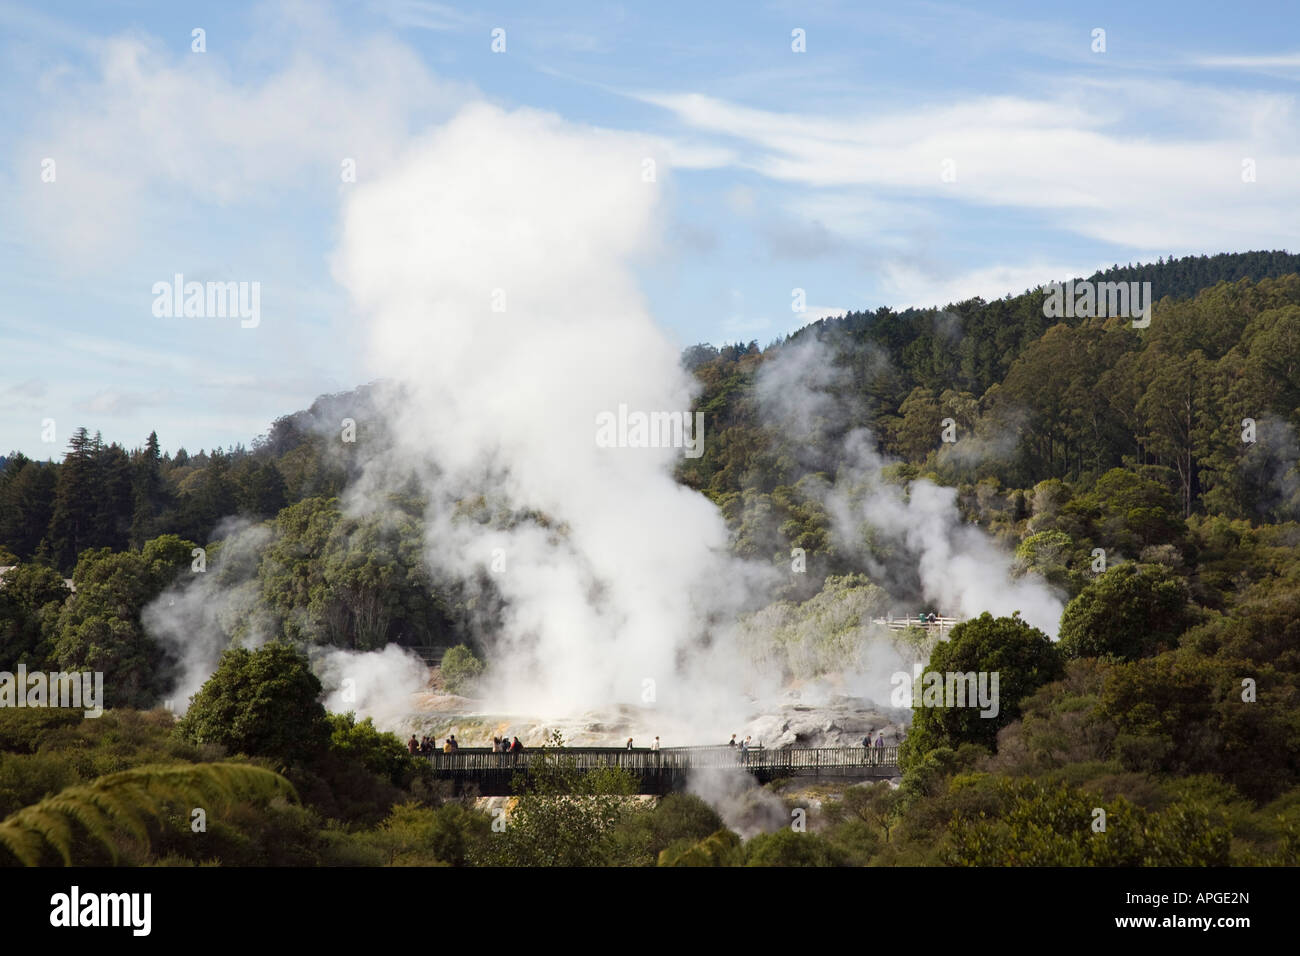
[333,103,755,722]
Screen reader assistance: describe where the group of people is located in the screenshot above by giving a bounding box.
[623,737,661,751]
[405,734,523,754]
[727,734,754,753]
[408,735,444,755]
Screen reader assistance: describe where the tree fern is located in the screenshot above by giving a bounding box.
[0,762,296,866]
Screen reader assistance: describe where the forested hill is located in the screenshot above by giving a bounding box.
[1087,250,1300,301]
[680,256,1300,531]
[2,250,1298,579]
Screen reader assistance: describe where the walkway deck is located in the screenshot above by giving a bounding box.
[424,745,901,795]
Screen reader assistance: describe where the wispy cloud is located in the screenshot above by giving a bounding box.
[1192,52,1300,70]
[371,0,476,32]
[636,83,1300,251]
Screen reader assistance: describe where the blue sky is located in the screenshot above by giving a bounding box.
[2,0,1298,458]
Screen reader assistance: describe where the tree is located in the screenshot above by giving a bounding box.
[0,455,57,561]
[944,777,1229,866]
[326,712,418,788]
[1096,651,1300,801]
[900,613,1063,769]
[470,730,642,866]
[130,431,169,547]
[0,564,70,670]
[176,643,332,767]
[365,801,490,866]
[745,829,849,866]
[439,644,483,694]
[43,429,98,572]
[1058,562,1193,660]
[613,792,725,865]
[50,536,195,708]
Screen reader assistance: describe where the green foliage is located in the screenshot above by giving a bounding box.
[1096,651,1300,801]
[176,643,331,767]
[613,792,725,865]
[48,535,196,707]
[439,644,483,694]
[944,777,1230,866]
[255,497,455,650]
[744,829,849,866]
[736,574,890,679]
[1059,563,1193,661]
[658,828,744,866]
[326,712,419,788]
[900,613,1063,770]
[363,801,491,866]
[0,761,295,866]
[0,563,70,669]
[471,730,643,866]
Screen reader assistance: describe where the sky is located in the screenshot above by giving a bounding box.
[1,0,1297,459]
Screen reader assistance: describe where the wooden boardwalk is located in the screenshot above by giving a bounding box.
[424,745,901,795]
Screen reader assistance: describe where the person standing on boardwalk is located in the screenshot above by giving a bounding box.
[873,732,886,764]
[407,735,419,755]
[651,737,660,752]
[728,734,737,747]
[626,737,634,750]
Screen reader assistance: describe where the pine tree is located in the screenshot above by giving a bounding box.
[43,428,98,572]
[130,431,167,547]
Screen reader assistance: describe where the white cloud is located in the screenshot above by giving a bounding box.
[637,84,1300,252]
[877,261,1089,311]
[11,25,470,264]
[1192,52,1300,70]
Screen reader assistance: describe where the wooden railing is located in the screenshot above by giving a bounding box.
[872,616,962,632]
[423,746,899,791]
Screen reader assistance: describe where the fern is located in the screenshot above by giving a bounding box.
[0,762,296,866]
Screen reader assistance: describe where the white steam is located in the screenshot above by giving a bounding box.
[142,100,1064,737]
[334,103,771,723]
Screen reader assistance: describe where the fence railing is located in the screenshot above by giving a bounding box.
[423,745,900,774]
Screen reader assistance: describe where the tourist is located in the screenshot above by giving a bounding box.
[509,736,523,753]
[442,737,453,753]
[407,734,418,755]
[873,732,886,764]
[449,734,459,752]
[626,737,634,750]
[651,736,660,752]
[728,734,737,748]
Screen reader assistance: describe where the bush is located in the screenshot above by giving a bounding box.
[176,643,331,767]
[1059,563,1193,661]
[440,644,483,694]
